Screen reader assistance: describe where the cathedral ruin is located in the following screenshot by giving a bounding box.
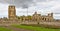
[8,5,54,22]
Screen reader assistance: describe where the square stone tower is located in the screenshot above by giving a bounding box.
[8,5,16,20]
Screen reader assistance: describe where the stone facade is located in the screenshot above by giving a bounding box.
[20,12,54,22]
[8,5,16,20]
[32,12,54,21]
[8,5,54,21]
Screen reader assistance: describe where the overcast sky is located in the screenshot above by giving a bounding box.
[0,0,60,19]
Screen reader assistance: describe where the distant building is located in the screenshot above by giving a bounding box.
[8,5,16,20]
[21,12,54,22]
[32,12,54,21]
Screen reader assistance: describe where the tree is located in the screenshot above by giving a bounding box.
[3,17,8,21]
[27,15,32,21]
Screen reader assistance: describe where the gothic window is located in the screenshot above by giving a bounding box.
[42,18,44,20]
[45,18,46,21]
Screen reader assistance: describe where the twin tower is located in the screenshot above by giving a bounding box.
[8,5,16,20]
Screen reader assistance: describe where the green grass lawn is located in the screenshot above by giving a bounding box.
[12,24,60,31]
[0,27,13,31]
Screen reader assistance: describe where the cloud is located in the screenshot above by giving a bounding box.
[0,0,60,19]
[0,0,35,8]
[0,3,8,18]
[0,0,60,9]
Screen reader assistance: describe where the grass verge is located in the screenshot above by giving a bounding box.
[0,27,13,31]
[12,24,60,31]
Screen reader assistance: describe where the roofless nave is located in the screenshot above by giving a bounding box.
[8,5,54,21]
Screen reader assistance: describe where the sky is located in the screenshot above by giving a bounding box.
[0,0,60,19]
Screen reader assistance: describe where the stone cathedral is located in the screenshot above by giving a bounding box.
[8,5,16,20]
[8,5,54,21]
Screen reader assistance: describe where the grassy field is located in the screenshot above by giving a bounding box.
[12,24,60,31]
[0,27,13,31]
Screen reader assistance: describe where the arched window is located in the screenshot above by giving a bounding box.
[45,18,46,21]
[42,18,44,20]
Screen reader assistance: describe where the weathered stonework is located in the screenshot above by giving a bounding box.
[8,5,16,20]
[20,12,54,22]
[32,12,54,22]
[8,5,54,22]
